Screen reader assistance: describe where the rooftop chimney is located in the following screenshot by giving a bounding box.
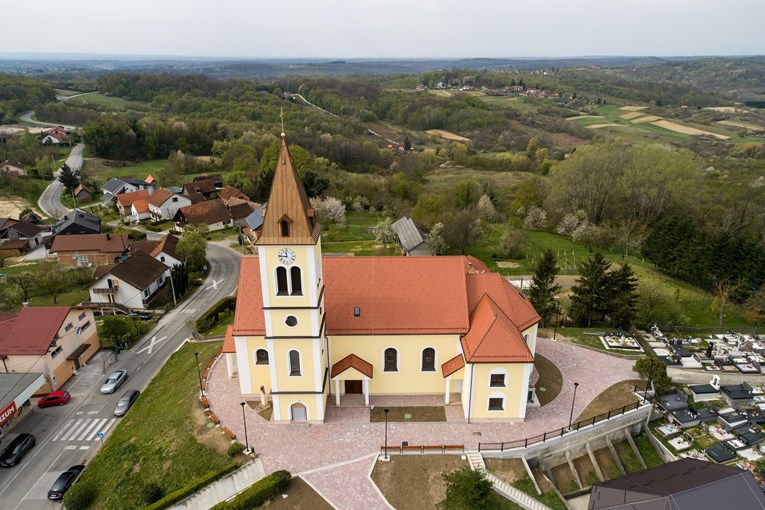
[106,233,111,241]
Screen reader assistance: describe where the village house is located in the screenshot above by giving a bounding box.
[1,221,46,251]
[242,203,267,246]
[194,173,224,189]
[229,137,540,424]
[116,189,151,218]
[220,186,251,203]
[173,198,232,232]
[130,199,151,223]
[146,188,191,221]
[101,177,154,203]
[20,211,42,224]
[183,179,218,201]
[226,197,257,228]
[132,233,183,268]
[53,210,101,236]
[392,216,430,256]
[50,233,129,268]
[0,160,26,176]
[74,184,93,203]
[41,132,65,145]
[0,307,100,395]
[87,251,170,311]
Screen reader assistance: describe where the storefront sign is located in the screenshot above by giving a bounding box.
[0,400,17,427]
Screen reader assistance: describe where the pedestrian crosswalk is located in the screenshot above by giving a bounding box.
[51,417,117,443]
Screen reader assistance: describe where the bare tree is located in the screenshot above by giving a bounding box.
[709,275,745,329]
[7,272,37,304]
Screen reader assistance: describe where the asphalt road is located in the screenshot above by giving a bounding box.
[0,243,241,509]
[19,112,77,131]
[37,143,84,220]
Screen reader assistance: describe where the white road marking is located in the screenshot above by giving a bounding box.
[79,445,90,450]
[64,445,76,450]
[206,278,225,290]
[136,335,167,355]
[87,411,99,415]
[51,419,75,441]
[77,418,104,441]
[99,418,117,436]
[85,419,109,441]
[61,419,91,441]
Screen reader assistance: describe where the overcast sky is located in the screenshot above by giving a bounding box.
[3,0,764,59]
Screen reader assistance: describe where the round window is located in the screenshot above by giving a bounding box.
[285,315,298,327]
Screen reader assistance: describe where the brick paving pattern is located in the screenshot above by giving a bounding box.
[206,338,636,509]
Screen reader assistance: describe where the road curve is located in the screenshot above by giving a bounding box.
[37,143,84,220]
[19,111,77,131]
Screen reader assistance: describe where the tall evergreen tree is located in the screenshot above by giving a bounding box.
[609,264,638,328]
[58,163,79,194]
[570,253,612,327]
[527,249,561,327]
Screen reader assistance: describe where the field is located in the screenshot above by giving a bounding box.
[426,129,470,142]
[650,119,729,140]
[82,158,167,182]
[69,341,233,510]
[718,119,765,131]
[66,93,151,112]
[480,95,540,112]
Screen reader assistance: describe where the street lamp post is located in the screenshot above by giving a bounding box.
[194,352,204,397]
[240,402,250,454]
[568,382,579,429]
[384,408,390,460]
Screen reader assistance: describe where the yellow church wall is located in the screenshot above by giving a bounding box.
[468,363,531,421]
[270,308,323,338]
[330,334,460,394]
[272,338,320,392]
[273,393,321,422]
[262,245,313,308]
[240,336,272,395]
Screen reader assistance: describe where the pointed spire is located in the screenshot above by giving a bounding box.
[256,136,320,245]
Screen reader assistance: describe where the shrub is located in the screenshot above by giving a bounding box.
[142,483,164,504]
[143,462,238,510]
[209,470,291,510]
[227,441,245,457]
[63,482,97,510]
[439,467,493,510]
[196,296,236,333]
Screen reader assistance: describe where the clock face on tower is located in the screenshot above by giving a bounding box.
[278,248,296,265]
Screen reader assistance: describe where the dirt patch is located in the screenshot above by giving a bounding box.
[551,463,577,493]
[426,129,470,142]
[619,112,644,120]
[550,132,590,148]
[485,458,527,484]
[585,123,622,129]
[496,261,520,268]
[573,455,597,486]
[259,405,273,421]
[535,355,563,406]
[0,197,34,219]
[191,405,232,457]
[631,115,662,124]
[620,106,648,112]
[705,106,739,113]
[370,406,445,423]
[263,477,333,510]
[593,448,621,479]
[566,115,603,121]
[718,120,765,131]
[575,380,642,423]
[371,455,467,510]
[650,120,730,139]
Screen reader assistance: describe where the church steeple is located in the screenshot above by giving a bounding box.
[257,136,321,245]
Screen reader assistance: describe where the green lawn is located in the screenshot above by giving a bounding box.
[82,159,167,182]
[633,434,663,468]
[28,288,88,307]
[513,476,567,510]
[71,341,232,510]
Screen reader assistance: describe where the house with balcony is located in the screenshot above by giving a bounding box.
[88,251,170,310]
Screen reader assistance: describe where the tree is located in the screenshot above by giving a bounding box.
[170,263,189,299]
[608,264,638,328]
[403,135,412,151]
[476,194,497,222]
[38,261,63,304]
[58,163,79,194]
[745,285,765,329]
[310,196,346,224]
[442,210,482,255]
[374,218,397,248]
[709,275,744,329]
[439,467,493,510]
[177,225,208,272]
[569,254,612,327]
[425,222,448,256]
[634,355,673,391]
[523,207,547,231]
[6,272,36,303]
[528,249,561,327]
[301,171,329,198]
[100,317,133,345]
[499,227,528,259]
[636,282,686,327]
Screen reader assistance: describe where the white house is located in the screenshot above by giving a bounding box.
[147,188,191,221]
[131,233,184,268]
[173,198,232,233]
[88,251,170,310]
[130,200,152,223]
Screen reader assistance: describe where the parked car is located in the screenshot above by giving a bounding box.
[47,465,85,500]
[37,390,71,408]
[100,369,128,394]
[0,433,35,467]
[114,389,140,417]
[128,311,153,321]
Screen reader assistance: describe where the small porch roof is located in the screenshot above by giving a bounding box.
[441,354,465,378]
[331,354,373,379]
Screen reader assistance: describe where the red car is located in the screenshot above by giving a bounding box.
[37,390,71,408]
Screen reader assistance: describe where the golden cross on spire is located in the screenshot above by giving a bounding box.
[280,107,285,138]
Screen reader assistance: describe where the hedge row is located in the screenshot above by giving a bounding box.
[142,461,238,510]
[209,470,291,510]
[196,296,237,333]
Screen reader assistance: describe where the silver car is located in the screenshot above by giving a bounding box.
[100,370,128,394]
[114,389,140,417]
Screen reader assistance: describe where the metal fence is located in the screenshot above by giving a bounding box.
[478,399,650,453]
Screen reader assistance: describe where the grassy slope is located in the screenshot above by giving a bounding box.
[74,341,230,510]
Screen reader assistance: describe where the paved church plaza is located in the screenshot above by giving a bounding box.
[207,338,637,509]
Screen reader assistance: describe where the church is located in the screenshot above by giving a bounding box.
[229,135,540,424]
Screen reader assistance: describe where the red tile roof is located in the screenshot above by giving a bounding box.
[0,307,70,356]
[177,199,230,226]
[223,325,236,353]
[220,186,250,202]
[442,354,465,377]
[331,354,373,378]
[133,199,149,213]
[146,188,174,207]
[116,189,150,208]
[233,255,540,363]
[460,295,534,363]
[51,233,129,254]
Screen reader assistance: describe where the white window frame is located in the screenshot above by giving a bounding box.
[488,391,505,411]
[489,367,508,388]
[420,346,437,372]
[288,349,302,377]
[383,347,399,373]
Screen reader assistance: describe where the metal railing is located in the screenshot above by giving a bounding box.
[478,398,650,452]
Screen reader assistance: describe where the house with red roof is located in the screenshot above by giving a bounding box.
[0,307,100,395]
[229,137,540,424]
